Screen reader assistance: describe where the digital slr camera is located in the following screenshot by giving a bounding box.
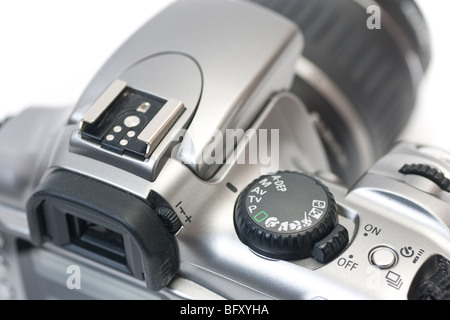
[1,0,449,300]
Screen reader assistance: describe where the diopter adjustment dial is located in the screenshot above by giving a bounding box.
[234,171,339,260]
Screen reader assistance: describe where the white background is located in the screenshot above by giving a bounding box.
[0,1,449,151]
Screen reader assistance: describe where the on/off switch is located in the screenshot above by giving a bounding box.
[369,246,398,269]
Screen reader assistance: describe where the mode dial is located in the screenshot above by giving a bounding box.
[234,171,339,260]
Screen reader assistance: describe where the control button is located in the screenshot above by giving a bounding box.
[311,224,349,263]
[369,246,398,269]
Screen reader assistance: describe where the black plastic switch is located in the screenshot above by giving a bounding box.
[311,224,349,263]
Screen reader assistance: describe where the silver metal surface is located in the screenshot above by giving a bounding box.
[138,99,185,158]
[70,53,202,182]
[156,141,450,300]
[0,0,448,300]
[79,79,127,132]
[295,57,375,174]
[70,0,302,180]
[0,106,71,210]
[166,277,226,300]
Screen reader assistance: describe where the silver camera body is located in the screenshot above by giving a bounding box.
[1,0,449,300]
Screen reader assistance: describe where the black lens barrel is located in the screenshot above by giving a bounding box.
[251,0,430,184]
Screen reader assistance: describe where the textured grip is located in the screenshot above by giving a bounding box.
[251,0,429,170]
[400,164,450,192]
[419,258,450,300]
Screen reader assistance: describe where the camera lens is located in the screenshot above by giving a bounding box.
[251,0,430,185]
